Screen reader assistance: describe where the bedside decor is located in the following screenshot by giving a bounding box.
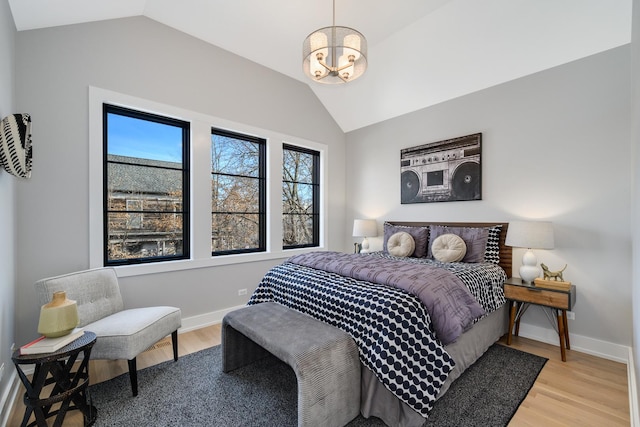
[352,219,377,253]
[400,133,482,204]
[0,113,32,179]
[505,220,554,284]
[540,263,567,281]
[533,277,572,291]
[37,291,79,338]
[302,0,367,84]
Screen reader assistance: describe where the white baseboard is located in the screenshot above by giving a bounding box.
[629,347,639,427]
[178,304,246,334]
[180,308,633,364]
[179,308,633,364]
[0,369,20,427]
[517,322,630,364]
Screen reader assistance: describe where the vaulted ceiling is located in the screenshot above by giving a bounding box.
[8,0,632,132]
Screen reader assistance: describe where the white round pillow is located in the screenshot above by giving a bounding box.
[431,233,467,262]
[387,232,415,257]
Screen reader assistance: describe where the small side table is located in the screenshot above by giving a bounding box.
[12,331,97,427]
[504,278,577,361]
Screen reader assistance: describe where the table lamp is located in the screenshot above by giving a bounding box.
[505,220,554,284]
[352,219,377,253]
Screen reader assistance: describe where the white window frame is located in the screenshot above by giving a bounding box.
[89,87,328,277]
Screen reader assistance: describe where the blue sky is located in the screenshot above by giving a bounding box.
[107,113,183,162]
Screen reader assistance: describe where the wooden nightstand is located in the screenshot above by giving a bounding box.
[504,277,577,361]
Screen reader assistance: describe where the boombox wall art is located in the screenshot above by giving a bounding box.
[400,133,482,204]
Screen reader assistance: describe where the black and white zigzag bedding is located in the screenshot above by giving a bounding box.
[248,253,507,418]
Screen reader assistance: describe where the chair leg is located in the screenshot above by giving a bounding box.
[172,330,179,361]
[128,358,138,397]
[127,333,176,397]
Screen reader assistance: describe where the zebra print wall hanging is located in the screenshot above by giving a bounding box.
[0,113,32,178]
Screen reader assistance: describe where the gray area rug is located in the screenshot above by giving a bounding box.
[88,344,546,426]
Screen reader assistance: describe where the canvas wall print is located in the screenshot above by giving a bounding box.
[400,133,482,204]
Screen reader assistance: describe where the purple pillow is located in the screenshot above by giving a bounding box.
[428,225,489,263]
[383,223,429,258]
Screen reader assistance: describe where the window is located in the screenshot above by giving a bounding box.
[103,104,190,265]
[282,144,320,248]
[211,128,266,255]
[91,87,328,273]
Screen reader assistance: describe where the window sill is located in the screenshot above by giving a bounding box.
[113,246,325,278]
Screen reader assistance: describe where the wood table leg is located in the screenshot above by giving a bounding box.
[563,310,570,350]
[514,302,522,337]
[557,309,567,362]
[507,301,516,345]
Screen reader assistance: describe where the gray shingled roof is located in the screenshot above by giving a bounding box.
[107,154,183,195]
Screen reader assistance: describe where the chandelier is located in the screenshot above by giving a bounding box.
[302,0,368,84]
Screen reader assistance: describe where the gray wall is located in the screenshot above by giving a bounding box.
[0,0,16,413]
[13,17,346,345]
[345,46,632,351]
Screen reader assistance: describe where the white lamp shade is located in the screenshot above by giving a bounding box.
[352,219,377,237]
[309,32,328,53]
[505,221,554,249]
[343,34,362,60]
[506,220,554,284]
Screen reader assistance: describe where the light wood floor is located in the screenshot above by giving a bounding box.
[8,324,630,426]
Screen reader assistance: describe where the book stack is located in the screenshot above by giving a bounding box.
[533,278,572,291]
[20,328,84,355]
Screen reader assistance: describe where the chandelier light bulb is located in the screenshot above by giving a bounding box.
[343,34,361,60]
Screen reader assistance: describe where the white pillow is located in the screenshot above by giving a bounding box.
[387,232,415,257]
[431,233,467,262]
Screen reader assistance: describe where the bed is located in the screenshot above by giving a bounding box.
[248,221,512,427]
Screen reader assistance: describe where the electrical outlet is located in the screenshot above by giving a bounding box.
[238,289,247,296]
[566,311,575,320]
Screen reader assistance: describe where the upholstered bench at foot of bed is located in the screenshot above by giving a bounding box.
[222,302,361,427]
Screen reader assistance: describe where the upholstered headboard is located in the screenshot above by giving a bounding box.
[387,221,512,278]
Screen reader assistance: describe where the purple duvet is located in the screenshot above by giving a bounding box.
[288,251,485,345]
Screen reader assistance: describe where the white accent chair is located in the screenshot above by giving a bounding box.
[34,268,181,396]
